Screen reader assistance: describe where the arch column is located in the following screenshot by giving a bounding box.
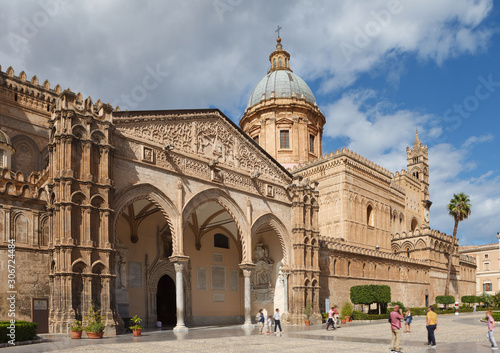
[170,255,189,332]
[239,263,255,328]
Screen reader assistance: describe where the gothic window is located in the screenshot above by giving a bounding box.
[333,259,336,275]
[309,134,315,153]
[407,248,410,258]
[214,233,229,249]
[367,205,374,227]
[280,130,290,149]
[347,261,351,276]
[362,264,365,277]
[411,218,418,232]
[413,157,418,163]
[374,265,377,278]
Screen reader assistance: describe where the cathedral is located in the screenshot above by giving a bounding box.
[0,36,476,334]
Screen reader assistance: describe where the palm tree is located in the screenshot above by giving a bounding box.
[444,193,472,296]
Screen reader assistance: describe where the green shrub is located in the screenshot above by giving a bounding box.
[462,295,479,304]
[491,312,500,322]
[351,311,390,320]
[321,312,328,323]
[390,301,406,312]
[409,307,428,316]
[304,303,313,319]
[0,321,38,343]
[436,295,455,305]
[84,302,105,333]
[350,285,391,305]
[341,301,353,317]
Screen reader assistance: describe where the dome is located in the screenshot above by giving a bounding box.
[247,70,316,109]
[0,129,11,146]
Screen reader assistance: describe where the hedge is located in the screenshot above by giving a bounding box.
[0,321,38,344]
[462,295,479,304]
[435,295,455,305]
[350,285,391,305]
[351,311,390,320]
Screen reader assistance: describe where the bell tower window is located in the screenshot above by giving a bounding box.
[280,130,289,149]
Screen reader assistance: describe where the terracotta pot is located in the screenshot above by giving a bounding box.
[71,330,82,339]
[87,332,104,339]
[133,329,142,337]
[345,316,351,322]
[341,319,346,324]
[304,320,311,326]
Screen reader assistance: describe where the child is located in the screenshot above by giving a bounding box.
[267,315,273,334]
[487,311,498,349]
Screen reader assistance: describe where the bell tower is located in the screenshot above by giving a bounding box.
[406,130,431,227]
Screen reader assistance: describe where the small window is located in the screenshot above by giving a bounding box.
[273,59,276,68]
[309,134,315,153]
[347,262,351,276]
[214,233,229,249]
[367,205,373,226]
[280,130,289,149]
[484,282,492,291]
[484,262,490,271]
[253,135,259,145]
[485,254,489,259]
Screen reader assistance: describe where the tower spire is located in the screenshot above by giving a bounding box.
[414,129,420,147]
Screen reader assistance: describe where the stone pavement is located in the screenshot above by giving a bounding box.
[3,312,498,353]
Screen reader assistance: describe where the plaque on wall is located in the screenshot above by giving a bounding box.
[230,270,238,291]
[211,265,226,291]
[213,293,225,302]
[128,261,142,287]
[197,267,207,290]
[142,146,154,163]
[212,252,224,263]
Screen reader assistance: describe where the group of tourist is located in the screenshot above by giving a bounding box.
[389,305,498,352]
[256,308,283,334]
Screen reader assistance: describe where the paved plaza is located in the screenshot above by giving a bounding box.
[4,312,498,353]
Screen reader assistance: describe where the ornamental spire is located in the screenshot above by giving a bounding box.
[414,129,420,147]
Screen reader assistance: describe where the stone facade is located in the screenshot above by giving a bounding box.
[0,38,476,335]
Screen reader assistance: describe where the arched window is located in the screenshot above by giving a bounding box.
[362,264,366,277]
[374,264,377,279]
[367,205,374,226]
[214,233,229,249]
[279,58,282,67]
[333,259,337,275]
[407,248,410,258]
[348,261,351,276]
[388,266,390,279]
[273,58,276,68]
[411,218,418,232]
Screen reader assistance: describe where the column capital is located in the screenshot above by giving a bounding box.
[169,255,189,265]
[239,262,255,276]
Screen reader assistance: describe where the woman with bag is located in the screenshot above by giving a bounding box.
[404,308,412,333]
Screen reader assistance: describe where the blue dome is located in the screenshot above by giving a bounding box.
[247,70,316,108]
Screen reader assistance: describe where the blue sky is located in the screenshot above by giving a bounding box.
[0,0,498,245]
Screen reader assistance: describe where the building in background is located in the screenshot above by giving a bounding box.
[460,234,500,295]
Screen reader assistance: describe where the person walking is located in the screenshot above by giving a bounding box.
[257,309,265,334]
[487,311,498,349]
[426,305,438,348]
[390,304,404,353]
[326,306,336,331]
[274,308,282,333]
[404,308,412,333]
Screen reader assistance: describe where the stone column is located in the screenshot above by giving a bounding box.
[170,256,189,332]
[283,270,290,314]
[239,263,255,328]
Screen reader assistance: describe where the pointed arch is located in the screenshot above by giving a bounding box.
[251,213,291,265]
[113,183,179,248]
[183,188,248,260]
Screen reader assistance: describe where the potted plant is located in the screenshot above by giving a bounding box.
[341,300,354,322]
[340,315,347,324]
[304,303,313,326]
[129,315,143,336]
[70,320,83,339]
[84,302,105,339]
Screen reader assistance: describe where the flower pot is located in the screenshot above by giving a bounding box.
[345,316,351,322]
[87,332,104,339]
[71,330,82,339]
[304,320,311,326]
[133,329,142,337]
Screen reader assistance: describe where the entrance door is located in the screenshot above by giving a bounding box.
[157,275,176,326]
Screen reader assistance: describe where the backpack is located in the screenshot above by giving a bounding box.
[388,314,392,323]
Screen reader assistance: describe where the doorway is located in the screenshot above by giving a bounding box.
[157,275,176,326]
